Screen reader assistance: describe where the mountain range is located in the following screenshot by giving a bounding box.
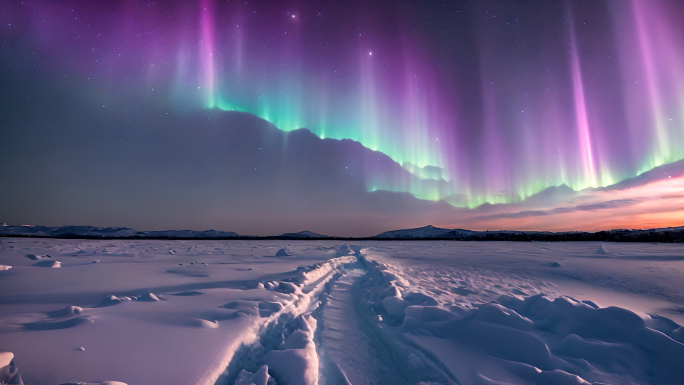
[2,223,683,242]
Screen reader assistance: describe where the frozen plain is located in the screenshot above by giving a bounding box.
[0,239,683,385]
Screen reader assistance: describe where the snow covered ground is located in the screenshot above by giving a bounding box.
[0,239,682,384]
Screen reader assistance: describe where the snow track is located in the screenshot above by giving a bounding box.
[214,250,359,385]
[318,267,384,385]
[217,246,684,385]
[216,248,456,385]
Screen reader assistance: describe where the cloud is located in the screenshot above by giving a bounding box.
[471,199,639,222]
[446,176,684,232]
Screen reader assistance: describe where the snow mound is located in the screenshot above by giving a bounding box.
[361,257,684,384]
[0,351,12,368]
[95,295,124,307]
[188,319,219,328]
[595,244,608,255]
[137,293,160,302]
[25,254,50,260]
[235,365,276,385]
[275,248,290,257]
[267,281,301,295]
[0,351,19,385]
[48,306,84,318]
[265,314,318,385]
[33,260,61,268]
[402,294,684,383]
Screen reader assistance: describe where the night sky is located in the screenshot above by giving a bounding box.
[2,0,684,236]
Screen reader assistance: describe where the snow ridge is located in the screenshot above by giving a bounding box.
[213,252,358,384]
[209,245,684,384]
[350,257,684,385]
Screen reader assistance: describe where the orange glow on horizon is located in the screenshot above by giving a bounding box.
[445,175,684,232]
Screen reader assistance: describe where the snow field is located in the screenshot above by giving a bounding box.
[0,239,683,384]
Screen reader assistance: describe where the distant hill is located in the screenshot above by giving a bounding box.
[373,225,543,240]
[2,223,683,242]
[373,225,474,239]
[372,225,684,242]
[0,224,239,239]
[278,231,330,239]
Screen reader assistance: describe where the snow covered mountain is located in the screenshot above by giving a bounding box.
[371,225,529,239]
[140,229,240,239]
[0,224,139,238]
[0,224,239,239]
[373,225,472,239]
[373,224,684,242]
[278,230,330,239]
[2,223,683,242]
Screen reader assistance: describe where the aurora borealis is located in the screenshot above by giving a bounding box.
[1,0,684,236]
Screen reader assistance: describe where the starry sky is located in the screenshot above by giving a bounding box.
[1,0,684,236]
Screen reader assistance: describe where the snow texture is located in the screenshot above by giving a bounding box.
[0,239,683,384]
